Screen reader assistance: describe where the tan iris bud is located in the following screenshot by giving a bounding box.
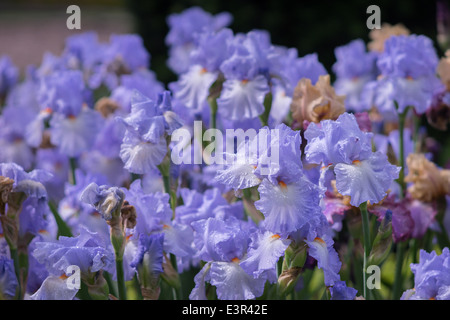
[290,75,345,128]
[437,50,450,91]
[0,176,14,204]
[160,253,181,291]
[94,97,120,118]
[120,201,137,229]
[277,267,302,296]
[405,153,450,202]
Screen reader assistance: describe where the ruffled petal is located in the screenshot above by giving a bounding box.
[171,64,217,111]
[0,256,18,299]
[217,75,269,120]
[163,222,195,258]
[209,261,266,300]
[255,176,322,235]
[189,262,211,300]
[30,275,79,300]
[50,109,104,157]
[119,132,167,174]
[240,230,291,279]
[304,112,373,166]
[334,152,400,206]
[305,236,341,286]
[329,280,358,300]
[214,157,261,191]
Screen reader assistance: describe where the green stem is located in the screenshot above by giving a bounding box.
[160,169,177,218]
[161,173,170,196]
[209,97,218,130]
[170,253,182,300]
[132,274,143,300]
[18,249,29,300]
[391,104,410,300]
[396,104,409,198]
[412,112,421,153]
[9,247,21,299]
[435,197,450,248]
[276,256,283,278]
[409,238,418,285]
[436,220,450,249]
[69,157,77,185]
[360,202,371,300]
[103,271,117,298]
[259,92,273,127]
[392,241,406,300]
[115,258,127,300]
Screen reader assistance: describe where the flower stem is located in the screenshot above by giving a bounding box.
[9,247,21,299]
[209,97,218,130]
[69,157,77,185]
[390,104,410,300]
[18,248,29,300]
[259,92,273,127]
[396,104,410,198]
[170,253,183,300]
[392,241,406,299]
[103,271,118,298]
[115,257,127,300]
[157,163,177,219]
[360,201,371,300]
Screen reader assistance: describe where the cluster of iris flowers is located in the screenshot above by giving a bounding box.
[0,7,449,300]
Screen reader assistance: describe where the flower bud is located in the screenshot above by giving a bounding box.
[277,267,302,296]
[160,253,180,291]
[290,75,345,128]
[83,271,110,300]
[368,210,393,266]
[438,51,450,91]
[405,153,450,202]
[0,176,14,204]
[283,240,308,270]
[121,201,137,229]
[94,97,120,118]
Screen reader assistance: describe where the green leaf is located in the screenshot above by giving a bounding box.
[48,201,73,238]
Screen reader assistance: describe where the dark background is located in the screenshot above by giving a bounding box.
[125,0,442,84]
[125,0,448,166]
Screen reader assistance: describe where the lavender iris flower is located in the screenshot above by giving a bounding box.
[305,112,400,206]
[165,6,232,75]
[402,248,450,300]
[0,256,18,299]
[116,91,171,174]
[190,216,266,300]
[362,35,444,117]
[80,182,125,221]
[30,227,114,300]
[0,56,19,97]
[130,232,164,276]
[89,34,150,90]
[329,280,358,300]
[332,39,378,112]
